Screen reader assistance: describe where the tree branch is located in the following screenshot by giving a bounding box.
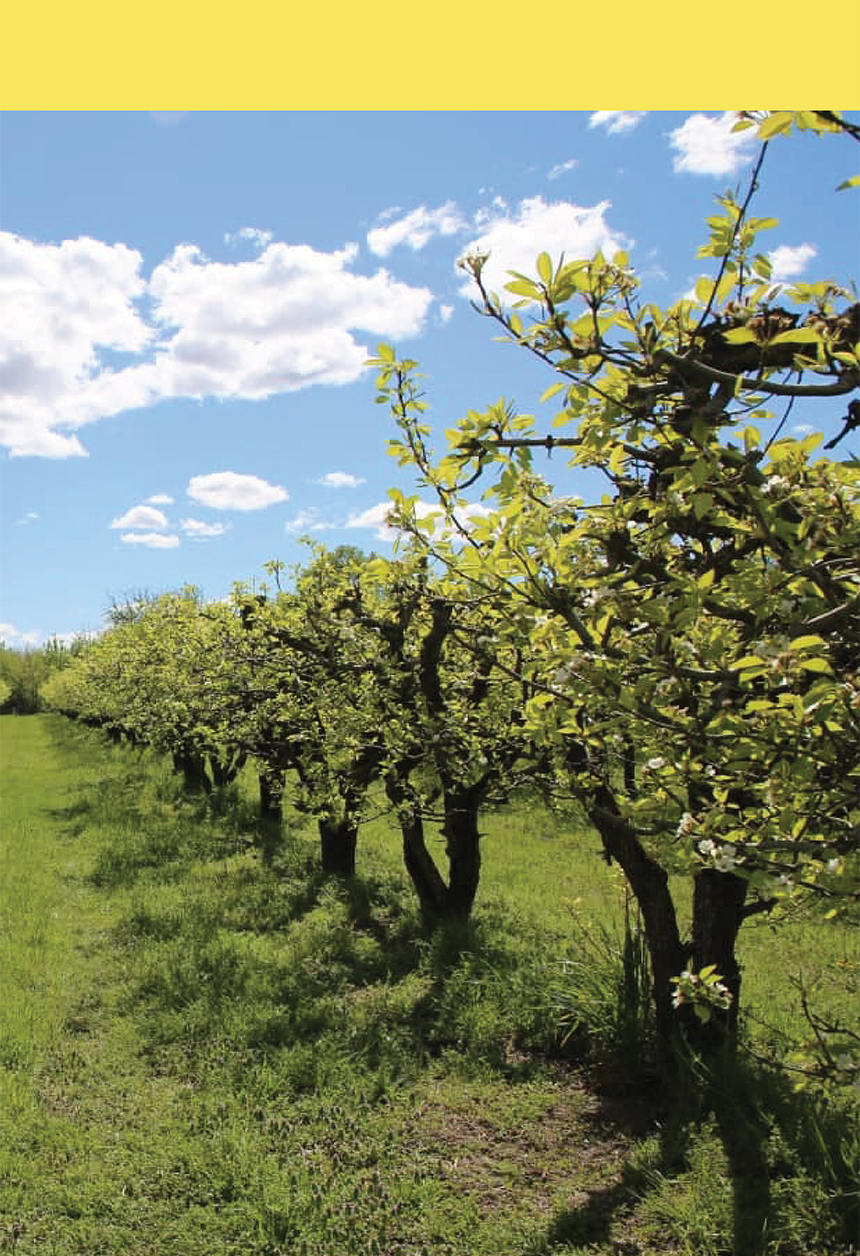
[655,347,859,398]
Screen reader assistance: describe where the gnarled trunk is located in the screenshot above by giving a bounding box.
[441,785,482,923]
[587,784,687,1077]
[686,868,747,1055]
[319,816,357,878]
[386,774,482,926]
[172,749,212,795]
[210,749,246,789]
[386,776,450,924]
[259,769,284,821]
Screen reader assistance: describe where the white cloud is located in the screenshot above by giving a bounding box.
[669,112,758,176]
[589,111,646,135]
[367,202,467,257]
[346,501,417,542]
[548,158,578,180]
[110,505,169,531]
[51,629,101,646]
[119,532,180,548]
[180,518,230,539]
[438,304,454,325]
[15,511,39,525]
[0,230,434,458]
[284,507,330,533]
[474,196,508,228]
[0,231,152,458]
[347,499,492,543]
[147,240,432,398]
[458,196,629,300]
[0,621,42,646]
[769,243,817,282]
[187,471,288,511]
[224,227,273,249]
[315,471,366,489]
[145,493,174,505]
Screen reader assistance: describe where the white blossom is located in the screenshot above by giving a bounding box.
[677,812,697,838]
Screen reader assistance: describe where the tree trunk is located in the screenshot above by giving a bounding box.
[319,816,357,878]
[587,784,687,1078]
[441,785,482,923]
[687,868,748,1055]
[210,749,246,789]
[259,769,284,821]
[386,776,450,924]
[173,749,212,794]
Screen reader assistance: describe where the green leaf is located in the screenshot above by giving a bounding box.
[789,635,827,652]
[768,328,822,345]
[836,174,860,191]
[695,276,714,305]
[608,444,626,476]
[758,113,794,140]
[505,279,542,300]
[799,657,833,674]
[540,382,565,404]
[536,252,553,286]
[722,327,758,344]
[692,492,713,520]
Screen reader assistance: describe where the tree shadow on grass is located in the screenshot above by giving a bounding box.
[532,1054,859,1256]
[523,1173,648,1255]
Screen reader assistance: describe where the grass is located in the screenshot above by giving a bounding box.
[1,714,857,1255]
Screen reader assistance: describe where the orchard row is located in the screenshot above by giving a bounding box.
[43,113,860,1082]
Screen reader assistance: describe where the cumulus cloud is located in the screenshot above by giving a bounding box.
[347,499,492,543]
[187,471,288,511]
[147,240,432,398]
[589,111,647,135]
[367,202,467,257]
[769,243,817,282]
[0,230,434,458]
[669,112,758,175]
[284,507,331,533]
[145,493,174,505]
[224,227,273,249]
[119,531,180,548]
[0,231,153,457]
[0,621,42,646]
[110,505,170,531]
[548,158,578,180]
[458,196,629,300]
[315,471,366,489]
[180,518,230,539]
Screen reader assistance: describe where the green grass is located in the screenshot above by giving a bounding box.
[1,715,857,1255]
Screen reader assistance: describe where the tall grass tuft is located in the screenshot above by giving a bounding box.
[555,890,656,1087]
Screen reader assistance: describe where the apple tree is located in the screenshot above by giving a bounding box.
[370,111,859,1071]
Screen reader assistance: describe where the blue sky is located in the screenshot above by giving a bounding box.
[1,110,857,645]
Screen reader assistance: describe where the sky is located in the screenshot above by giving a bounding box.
[1,110,858,646]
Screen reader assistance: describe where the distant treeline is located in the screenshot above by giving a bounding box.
[0,637,89,714]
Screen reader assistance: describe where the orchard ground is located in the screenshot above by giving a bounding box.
[1,713,857,1256]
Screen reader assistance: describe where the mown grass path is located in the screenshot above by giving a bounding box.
[3,717,855,1256]
[0,716,221,1254]
[0,718,654,1256]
